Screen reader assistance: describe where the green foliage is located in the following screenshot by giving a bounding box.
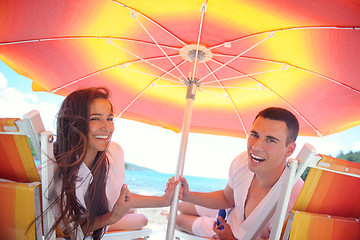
[124,162,156,172]
[125,162,130,169]
[336,150,360,163]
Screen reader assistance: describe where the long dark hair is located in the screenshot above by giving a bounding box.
[52,87,113,239]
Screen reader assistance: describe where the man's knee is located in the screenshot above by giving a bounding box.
[176,213,185,227]
[178,201,186,213]
[176,213,196,234]
[178,201,197,215]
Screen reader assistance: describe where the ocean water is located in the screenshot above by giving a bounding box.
[125,170,228,196]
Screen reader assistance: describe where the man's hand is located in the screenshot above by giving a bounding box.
[178,176,190,201]
[212,216,236,240]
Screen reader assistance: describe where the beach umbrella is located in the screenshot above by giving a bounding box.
[1,0,360,239]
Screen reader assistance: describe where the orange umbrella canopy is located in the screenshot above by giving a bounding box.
[0,0,359,138]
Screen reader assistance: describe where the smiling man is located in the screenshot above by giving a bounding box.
[177,107,304,240]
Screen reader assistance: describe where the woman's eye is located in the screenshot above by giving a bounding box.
[108,118,114,123]
[90,118,100,121]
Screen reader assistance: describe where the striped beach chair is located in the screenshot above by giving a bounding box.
[0,110,52,239]
[284,211,360,239]
[267,145,360,240]
[0,180,42,239]
[278,154,360,239]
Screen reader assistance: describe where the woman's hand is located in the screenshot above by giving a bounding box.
[163,176,181,205]
[110,184,134,223]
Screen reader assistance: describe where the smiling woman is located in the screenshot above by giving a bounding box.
[53,87,132,239]
[85,98,115,167]
[50,87,180,239]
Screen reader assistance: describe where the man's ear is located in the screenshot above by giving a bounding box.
[286,142,296,157]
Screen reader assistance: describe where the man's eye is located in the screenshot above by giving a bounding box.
[108,118,114,123]
[250,133,258,138]
[90,118,100,121]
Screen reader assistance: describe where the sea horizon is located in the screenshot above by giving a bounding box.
[125,169,228,196]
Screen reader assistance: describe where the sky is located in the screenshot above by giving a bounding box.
[1,60,360,179]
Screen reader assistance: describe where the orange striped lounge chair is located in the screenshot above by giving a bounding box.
[267,144,360,240]
[0,110,51,240]
[278,153,360,239]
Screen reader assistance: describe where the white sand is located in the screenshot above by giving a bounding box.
[137,207,169,239]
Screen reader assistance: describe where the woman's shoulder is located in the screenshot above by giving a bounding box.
[107,141,124,162]
[108,141,123,153]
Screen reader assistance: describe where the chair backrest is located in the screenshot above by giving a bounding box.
[0,110,55,239]
[285,210,360,239]
[0,116,41,183]
[279,152,360,239]
[293,154,360,218]
[0,180,42,240]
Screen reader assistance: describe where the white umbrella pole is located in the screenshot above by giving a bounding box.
[165,79,198,240]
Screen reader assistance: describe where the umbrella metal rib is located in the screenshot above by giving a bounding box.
[209,26,360,50]
[198,33,274,82]
[207,58,324,137]
[203,61,249,138]
[190,0,207,82]
[111,0,191,50]
[51,64,119,93]
[201,66,285,85]
[118,61,189,117]
[133,12,188,80]
[298,67,360,94]
[111,42,184,82]
[208,51,360,95]
[51,55,183,93]
[122,61,187,84]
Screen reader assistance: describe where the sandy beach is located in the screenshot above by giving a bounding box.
[137,207,169,239]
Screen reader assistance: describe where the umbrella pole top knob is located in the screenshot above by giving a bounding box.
[188,49,205,62]
[180,44,213,63]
